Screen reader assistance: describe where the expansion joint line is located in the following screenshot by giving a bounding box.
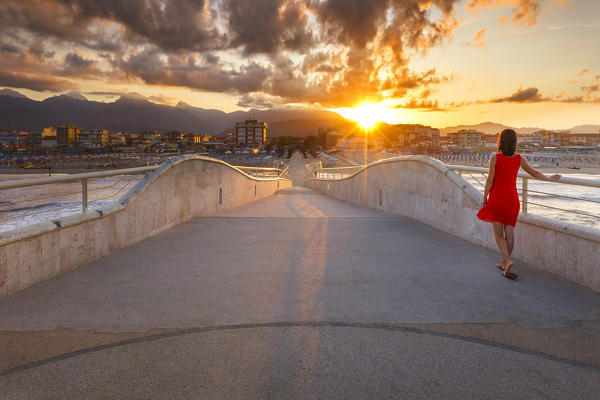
[1,321,599,377]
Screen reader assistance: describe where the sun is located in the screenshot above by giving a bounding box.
[334,102,389,130]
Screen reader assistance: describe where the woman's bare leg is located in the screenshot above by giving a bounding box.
[504,225,515,257]
[493,222,512,268]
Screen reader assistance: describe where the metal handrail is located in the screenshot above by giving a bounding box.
[311,157,599,221]
[0,166,158,213]
[0,166,159,190]
[453,165,600,217]
[0,159,291,218]
[448,165,600,189]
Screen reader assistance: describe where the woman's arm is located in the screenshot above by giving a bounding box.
[483,155,496,205]
[520,157,561,182]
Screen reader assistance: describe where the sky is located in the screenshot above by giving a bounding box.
[0,0,598,129]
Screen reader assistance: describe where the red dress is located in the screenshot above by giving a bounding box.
[477,153,521,226]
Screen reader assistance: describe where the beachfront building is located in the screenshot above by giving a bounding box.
[318,126,343,149]
[560,133,600,147]
[235,116,267,146]
[79,129,108,147]
[109,133,126,145]
[391,124,440,148]
[338,136,369,152]
[530,130,562,146]
[449,129,483,148]
[57,124,81,146]
[164,131,183,144]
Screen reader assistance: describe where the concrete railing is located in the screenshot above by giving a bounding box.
[0,155,292,298]
[306,155,600,293]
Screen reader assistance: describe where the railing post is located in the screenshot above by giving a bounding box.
[82,178,88,212]
[522,178,528,214]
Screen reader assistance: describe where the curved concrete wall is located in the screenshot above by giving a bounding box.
[0,156,292,298]
[306,156,600,293]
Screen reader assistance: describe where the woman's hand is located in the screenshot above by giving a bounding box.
[549,174,561,182]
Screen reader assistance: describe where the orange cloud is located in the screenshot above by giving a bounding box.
[467,0,541,27]
[468,29,488,49]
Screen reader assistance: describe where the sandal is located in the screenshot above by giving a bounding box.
[502,271,518,279]
[496,263,504,272]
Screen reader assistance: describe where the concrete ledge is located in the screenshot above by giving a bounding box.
[306,155,600,293]
[0,156,292,298]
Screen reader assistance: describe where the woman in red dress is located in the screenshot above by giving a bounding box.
[477,129,561,279]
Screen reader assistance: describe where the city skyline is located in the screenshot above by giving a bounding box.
[0,0,599,129]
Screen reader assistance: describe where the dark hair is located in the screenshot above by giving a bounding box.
[497,129,517,156]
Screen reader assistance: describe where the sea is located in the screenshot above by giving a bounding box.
[462,172,599,229]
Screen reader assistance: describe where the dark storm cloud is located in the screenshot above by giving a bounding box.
[491,87,547,103]
[0,43,20,54]
[315,0,390,48]
[237,93,276,109]
[0,70,77,91]
[224,0,313,55]
[0,0,550,107]
[65,52,94,68]
[28,40,55,60]
[116,48,271,93]
[60,52,102,77]
[0,0,226,52]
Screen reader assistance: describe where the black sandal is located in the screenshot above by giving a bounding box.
[502,271,517,279]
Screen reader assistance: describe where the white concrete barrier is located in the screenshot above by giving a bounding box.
[0,156,292,298]
[306,156,600,293]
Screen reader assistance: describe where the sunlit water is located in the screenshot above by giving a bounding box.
[0,175,142,233]
[462,173,600,229]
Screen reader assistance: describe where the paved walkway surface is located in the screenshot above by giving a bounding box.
[1,186,600,399]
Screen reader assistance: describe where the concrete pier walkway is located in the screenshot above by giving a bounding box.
[1,187,600,398]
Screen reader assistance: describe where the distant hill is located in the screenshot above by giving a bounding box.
[0,89,348,135]
[440,122,600,136]
[570,124,600,134]
[0,88,30,99]
[440,122,524,136]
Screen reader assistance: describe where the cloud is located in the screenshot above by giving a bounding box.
[115,48,271,94]
[224,0,313,55]
[0,0,226,52]
[0,70,77,92]
[148,94,178,106]
[0,0,564,107]
[467,0,541,27]
[393,99,444,111]
[491,86,600,104]
[61,52,102,77]
[491,86,547,102]
[577,68,588,77]
[237,93,278,109]
[84,90,122,97]
[0,43,20,54]
[468,29,488,49]
[582,84,599,99]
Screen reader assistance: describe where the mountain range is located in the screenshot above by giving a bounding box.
[439,121,600,136]
[0,89,347,137]
[0,89,598,136]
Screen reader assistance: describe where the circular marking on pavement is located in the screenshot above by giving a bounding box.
[2,321,599,376]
